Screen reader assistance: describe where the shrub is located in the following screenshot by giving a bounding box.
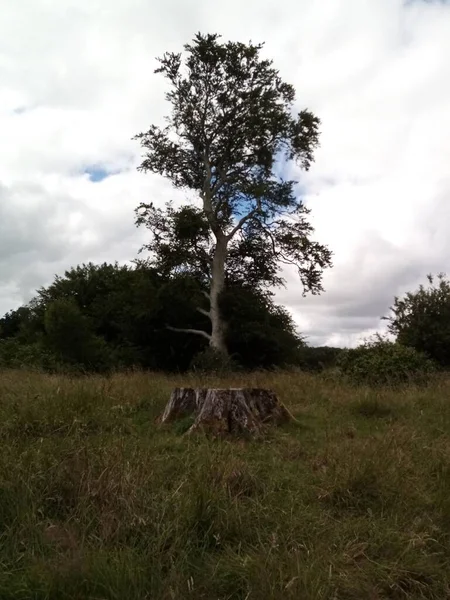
[189,347,240,375]
[296,345,344,372]
[0,339,58,371]
[337,335,436,387]
[385,273,450,368]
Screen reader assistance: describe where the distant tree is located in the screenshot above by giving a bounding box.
[0,307,32,340]
[296,345,344,372]
[134,32,332,357]
[221,285,303,369]
[37,262,152,347]
[44,298,111,371]
[384,273,450,367]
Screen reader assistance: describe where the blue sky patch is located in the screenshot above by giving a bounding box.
[84,165,118,182]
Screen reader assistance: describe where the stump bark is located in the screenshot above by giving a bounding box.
[160,388,290,435]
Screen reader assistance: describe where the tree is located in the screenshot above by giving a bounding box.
[134,32,332,357]
[0,307,31,340]
[221,284,303,369]
[384,273,450,367]
[44,298,111,370]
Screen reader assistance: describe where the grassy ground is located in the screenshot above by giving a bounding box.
[1,369,450,599]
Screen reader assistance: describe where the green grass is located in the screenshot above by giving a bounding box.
[1,369,450,598]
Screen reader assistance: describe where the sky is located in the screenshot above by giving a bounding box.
[1,0,449,347]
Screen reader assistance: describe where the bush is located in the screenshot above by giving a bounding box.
[0,339,58,371]
[189,347,240,375]
[385,273,450,368]
[296,346,344,372]
[337,335,436,387]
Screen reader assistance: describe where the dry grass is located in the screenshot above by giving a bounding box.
[1,369,450,598]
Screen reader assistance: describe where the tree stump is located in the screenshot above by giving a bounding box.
[160,387,290,435]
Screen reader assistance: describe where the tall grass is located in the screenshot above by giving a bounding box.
[0,369,450,598]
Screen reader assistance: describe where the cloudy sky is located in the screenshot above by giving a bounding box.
[1,0,449,347]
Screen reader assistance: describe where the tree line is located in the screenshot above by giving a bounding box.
[1,264,449,375]
[0,261,339,372]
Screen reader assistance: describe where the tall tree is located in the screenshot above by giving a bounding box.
[134,33,332,356]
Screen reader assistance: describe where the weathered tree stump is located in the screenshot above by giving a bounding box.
[160,387,290,435]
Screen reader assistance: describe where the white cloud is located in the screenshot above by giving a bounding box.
[0,0,449,347]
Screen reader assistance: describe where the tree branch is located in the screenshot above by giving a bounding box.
[258,222,303,268]
[196,307,211,319]
[227,198,262,241]
[260,223,278,256]
[166,325,211,340]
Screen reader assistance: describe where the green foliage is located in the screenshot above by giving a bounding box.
[44,298,112,372]
[385,273,450,367]
[337,335,436,386]
[135,31,332,290]
[296,345,344,372]
[0,262,303,373]
[0,339,56,371]
[189,346,239,374]
[0,307,31,339]
[221,285,303,369]
[135,203,212,282]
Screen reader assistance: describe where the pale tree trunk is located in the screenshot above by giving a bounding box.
[209,233,228,356]
[199,153,259,357]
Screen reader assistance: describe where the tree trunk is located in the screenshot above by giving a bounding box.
[209,234,228,355]
[160,387,290,436]
[159,387,208,423]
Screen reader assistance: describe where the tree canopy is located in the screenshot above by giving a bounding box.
[384,273,450,367]
[0,262,304,373]
[134,32,332,356]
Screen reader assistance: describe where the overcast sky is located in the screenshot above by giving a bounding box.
[1,0,449,347]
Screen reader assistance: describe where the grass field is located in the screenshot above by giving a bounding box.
[1,369,450,599]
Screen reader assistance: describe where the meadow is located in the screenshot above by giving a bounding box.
[1,369,450,599]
